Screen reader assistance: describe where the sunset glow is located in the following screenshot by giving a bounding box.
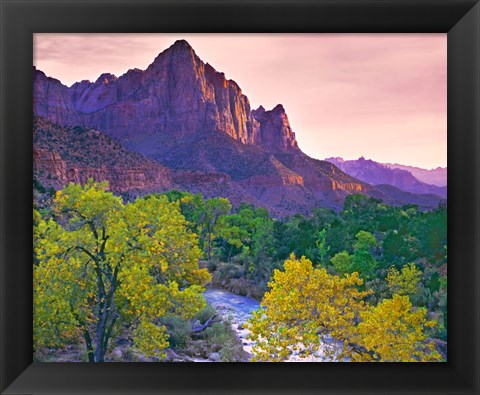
[34,33,446,169]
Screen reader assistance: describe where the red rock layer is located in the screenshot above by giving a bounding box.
[33,40,298,155]
[33,41,440,214]
[34,149,173,194]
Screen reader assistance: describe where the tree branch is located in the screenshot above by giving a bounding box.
[192,315,221,333]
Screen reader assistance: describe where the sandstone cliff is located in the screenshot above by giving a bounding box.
[33,116,279,211]
[33,40,443,214]
[33,116,174,194]
[33,40,298,155]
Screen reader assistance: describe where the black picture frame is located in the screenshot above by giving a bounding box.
[1,0,479,394]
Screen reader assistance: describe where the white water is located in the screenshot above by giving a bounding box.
[203,288,259,357]
[203,287,342,362]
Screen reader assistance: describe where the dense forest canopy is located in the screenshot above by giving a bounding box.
[34,180,447,362]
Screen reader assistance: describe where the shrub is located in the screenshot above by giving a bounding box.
[204,322,231,350]
[207,257,220,272]
[194,304,217,325]
[33,179,46,193]
[220,339,247,362]
[159,316,192,351]
[215,262,244,281]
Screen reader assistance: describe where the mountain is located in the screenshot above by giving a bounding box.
[373,184,447,208]
[33,40,298,155]
[33,116,174,195]
[33,116,275,209]
[383,162,447,187]
[33,40,444,215]
[325,157,447,199]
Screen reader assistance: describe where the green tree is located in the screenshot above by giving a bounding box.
[315,228,330,266]
[330,250,352,275]
[214,205,273,263]
[164,192,232,260]
[162,190,205,234]
[350,231,378,279]
[354,230,378,250]
[329,231,378,279]
[201,198,232,260]
[34,181,210,362]
[216,217,248,260]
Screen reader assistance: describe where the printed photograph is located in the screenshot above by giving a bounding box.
[33,34,447,362]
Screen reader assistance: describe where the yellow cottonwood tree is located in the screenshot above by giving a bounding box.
[34,180,210,362]
[354,295,440,362]
[247,255,371,361]
[386,263,422,297]
[247,255,441,362]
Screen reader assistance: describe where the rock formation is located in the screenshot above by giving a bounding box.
[33,40,443,215]
[33,117,174,195]
[33,40,296,154]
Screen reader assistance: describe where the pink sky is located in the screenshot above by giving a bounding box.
[33,34,446,169]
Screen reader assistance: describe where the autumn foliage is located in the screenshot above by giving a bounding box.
[247,255,441,362]
[34,180,210,362]
[33,181,446,363]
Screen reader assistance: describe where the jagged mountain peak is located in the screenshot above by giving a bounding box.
[254,104,286,115]
[158,39,196,57]
[164,39,198,60]
[33,66,64,86]
[149,39,198,68]
[271,104,286,113]
[34,39,301,154]
[383,162,447,187]
[252,104,298,152]
[171,39,194,51]
[33,41,444,215]
[95,73,117,85]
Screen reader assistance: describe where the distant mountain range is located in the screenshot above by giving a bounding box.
[325,157,447,199]
[33,40,444,215]
[383,163,447,187]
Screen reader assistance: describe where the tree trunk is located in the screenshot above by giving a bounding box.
[207,231,212,260]
[94,289,117,362]
[95,309,107,362]
[83,330,95,363]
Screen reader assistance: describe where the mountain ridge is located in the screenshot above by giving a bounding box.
[325,157,446,199]
[34,40,299,155]
[33,40,444,214]
[383,162,447,187]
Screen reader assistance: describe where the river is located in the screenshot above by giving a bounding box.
[203,287,341,362]
[203,288,259,357]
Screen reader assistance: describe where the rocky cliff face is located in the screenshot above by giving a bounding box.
[32,116,287,211]
[33,40,443,214]
[33,40,297,156]
[34,149,173,194]
[252,105,299,152]
[33,117,174,195]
